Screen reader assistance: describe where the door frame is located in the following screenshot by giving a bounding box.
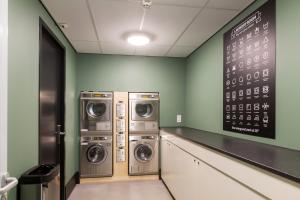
[0,0,8,177]
[39,18,66,199]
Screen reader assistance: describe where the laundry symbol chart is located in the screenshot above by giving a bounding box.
[223,0,275,139]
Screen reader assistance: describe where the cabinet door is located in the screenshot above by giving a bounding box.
[198,160,266,200]
[161,139,178,194]
[161,139,171,184]
[172,143,202,200]
[161,138,266,200]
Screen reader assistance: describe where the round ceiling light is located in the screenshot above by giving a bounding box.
[127,33,151,46]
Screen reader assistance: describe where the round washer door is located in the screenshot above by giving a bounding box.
[135,103,153,118]
[86,102,107,118]
[87,144,107,164]
[134,143,153,163]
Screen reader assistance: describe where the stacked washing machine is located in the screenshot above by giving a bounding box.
[129,92,160,175]
[80,91,113,178]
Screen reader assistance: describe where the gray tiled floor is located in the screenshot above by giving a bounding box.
[69,180,173,200]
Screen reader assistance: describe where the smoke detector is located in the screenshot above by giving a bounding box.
[142,0,152,9]
[58,23,69,29]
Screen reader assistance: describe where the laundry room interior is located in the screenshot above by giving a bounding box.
[1,0,300,200]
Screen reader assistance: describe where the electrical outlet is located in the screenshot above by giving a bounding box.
[177,115,182,123]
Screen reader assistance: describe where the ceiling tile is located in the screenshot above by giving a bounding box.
[176,8,239,46]
[41,0,249,57]
[71,41,101,54]
[142,4,200,45]
[151,0,208,7]
[207,0,255,10]
[135,45,170,57]
[88,0,143,43]
[101,41,135,56]
[41,0,97,41]
[167,45,197,57]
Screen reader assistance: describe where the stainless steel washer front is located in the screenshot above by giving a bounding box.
[80,91,113,134]
[129,134,159,175]
[80,136,113,178]
[129,93,159,133]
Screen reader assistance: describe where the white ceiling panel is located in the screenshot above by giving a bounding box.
[167,45,197,57]
[41,0,254,57]
[151,0,208,7]
[88,0,143,43]
[71,41,101,54]
[101,41,135,55]
[41,0,97,41]
[142,4,200,45]
[208,0,255,10]
[176,8,239,46]
[135,45,170,57]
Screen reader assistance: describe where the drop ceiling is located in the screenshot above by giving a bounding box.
[41,0,255,57]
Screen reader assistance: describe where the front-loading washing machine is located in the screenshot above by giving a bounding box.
[80,135,113,177]
[129,92,159,133]
[80,91,113,134]
[129,135,159,175]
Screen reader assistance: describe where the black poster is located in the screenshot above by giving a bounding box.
[223,0,276,139]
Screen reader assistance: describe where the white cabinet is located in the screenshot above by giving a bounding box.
[173,143,202,200]
[161,139,201,200]
[161,137,266,200]
[161,140,172,188]
[198,159,266,200]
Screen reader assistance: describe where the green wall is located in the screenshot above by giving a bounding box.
[185,0,300,150]
[77,0,300,151]
[8,0,78,199]
[7,1,300,200]
[76,54,186,127]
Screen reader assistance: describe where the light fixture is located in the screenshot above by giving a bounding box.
[125,0,153,46]
[127,33,150,46]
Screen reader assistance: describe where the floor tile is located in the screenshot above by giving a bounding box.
[68,180,173,200]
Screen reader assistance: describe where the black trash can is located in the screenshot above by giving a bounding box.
[17,164,59,200]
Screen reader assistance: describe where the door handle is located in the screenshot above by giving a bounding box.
[0,174,18,195]
[56,125,66,136]
[56,125,65,145]
[58,132,66,136]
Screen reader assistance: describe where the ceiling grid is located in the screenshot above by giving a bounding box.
[164,0,210,56]
[86,0,103,53]
[41,0,255,57]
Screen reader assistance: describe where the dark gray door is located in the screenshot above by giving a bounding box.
[39,20,65,200]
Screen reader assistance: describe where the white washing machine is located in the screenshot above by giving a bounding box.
[80,136,113,177]
[129,135,159,175]
[80,91,113,134]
